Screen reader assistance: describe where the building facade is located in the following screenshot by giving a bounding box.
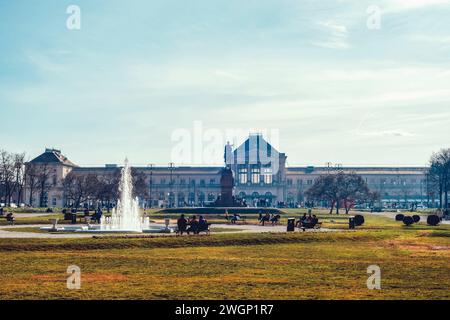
[25,135,431,209]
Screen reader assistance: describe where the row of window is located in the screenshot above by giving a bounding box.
[286,178,425,186]
[150,177,425,187]
[367,179,426,185]
[151,178,216,186]
[157,191,274,202]
[238,168,273,184]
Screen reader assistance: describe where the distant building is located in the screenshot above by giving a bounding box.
[24,136,430,208]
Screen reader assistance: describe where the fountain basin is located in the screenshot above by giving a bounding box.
[40,224,174,234]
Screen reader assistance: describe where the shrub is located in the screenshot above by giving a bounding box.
[427,215,440,226]
[354,215,365,226]
[412,215,420,223]
[403,216,414,226]
[395,214,405,221]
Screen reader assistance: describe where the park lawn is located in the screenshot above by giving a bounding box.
[0,213,64,226]
[0,218,449,300]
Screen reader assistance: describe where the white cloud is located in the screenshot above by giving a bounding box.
[356,129,417,137]
[382,0,450,13]
[409,35,450,45]
[313,21,350,50]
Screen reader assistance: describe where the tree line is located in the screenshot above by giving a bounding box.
[428,148,450,210]
[1,148,148,208]
[306,171,379,214]
[62,169,148,210]
[0,150,26,206]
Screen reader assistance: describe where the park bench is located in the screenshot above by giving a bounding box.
[226,215,247,225]
[176,223,211,236]
[6,215,15,225]
[299,221,322,232]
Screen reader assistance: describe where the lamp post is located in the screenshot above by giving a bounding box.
[168,162,175,207]
[148,164,154,208]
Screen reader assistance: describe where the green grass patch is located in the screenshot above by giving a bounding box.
[0,211,449,300]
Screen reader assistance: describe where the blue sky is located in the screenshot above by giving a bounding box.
[1,0,450,166]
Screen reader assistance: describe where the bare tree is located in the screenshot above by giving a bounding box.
[25,164,40,206]
[12,153,26,206]
[131,168,148,202]
[307,172,371,214]
[428,148,450,209]
[63,172,100,209]
[97,170,120,212]
[338,173,370,214]
[306,174,339,214]
[0,150,14,206]
[36,163,52,207]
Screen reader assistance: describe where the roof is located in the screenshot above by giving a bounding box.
[232,134,283,164]
[286,166,427,175]
[73,166,223,175]
[29,149,77,167]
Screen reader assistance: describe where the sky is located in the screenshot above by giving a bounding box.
[1,0,450,167]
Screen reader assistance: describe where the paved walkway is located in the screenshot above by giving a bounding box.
[365,211,450,225]
[6,213,55,218]
[0,224,93,239]
[0,223,338,239]
[212,223,337,233]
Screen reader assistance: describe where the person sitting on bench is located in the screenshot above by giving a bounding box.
[198,215,209,232]
[187,215,199,234]
[91,208,102,223]
[6,212,15,225]
[271,214,281,226]
[177,214,188,235]
[296,213,308,228]
[260,213,270,226]
[230,213,241,224]
[302,215,319,229]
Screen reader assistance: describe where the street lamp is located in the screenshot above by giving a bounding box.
[148,164,154,208]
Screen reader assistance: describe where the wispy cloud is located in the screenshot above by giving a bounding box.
[312,21,349,49]
[356,129,417,137]
[382,0,450,13]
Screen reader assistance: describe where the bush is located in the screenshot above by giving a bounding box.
[403,216,414,226]
[354,215,365,226]
[427,215,440,226]
[395,214,405,221]
[412,215,420,223]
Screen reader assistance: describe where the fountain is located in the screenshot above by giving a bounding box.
[101,159,143,232]
[41,159,173,234]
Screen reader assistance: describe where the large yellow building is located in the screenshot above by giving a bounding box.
[25,135,430,209]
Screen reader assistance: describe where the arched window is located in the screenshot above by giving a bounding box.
[188,192,195,205]
[198,192,205,204]
[177,193,185,207]
[168,192,175,207]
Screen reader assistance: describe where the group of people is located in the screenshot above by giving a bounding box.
[177,214,209,235]
[296,213,319,229]
[259,212,281,226]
